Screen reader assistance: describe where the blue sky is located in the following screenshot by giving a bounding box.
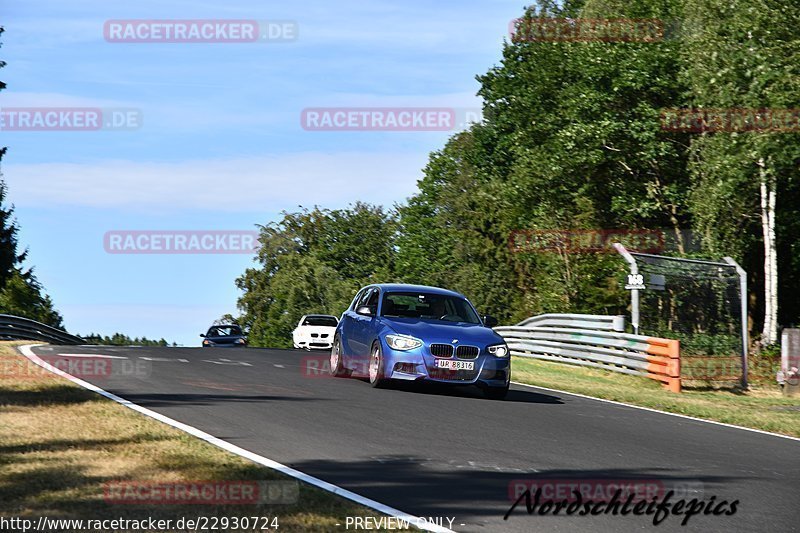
[1,0,525,346]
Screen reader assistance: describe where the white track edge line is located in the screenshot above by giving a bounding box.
[511,380,800,442]
[18,344,455,533]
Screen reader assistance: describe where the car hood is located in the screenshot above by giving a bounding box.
[381,316,504,346]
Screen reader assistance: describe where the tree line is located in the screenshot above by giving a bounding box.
[79,333,175,347]
[236,0,799,351]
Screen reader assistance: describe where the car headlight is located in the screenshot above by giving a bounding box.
[385,334,423,351]
[236,338,246,344]
[487,343,509,357]
[203,339,214,345]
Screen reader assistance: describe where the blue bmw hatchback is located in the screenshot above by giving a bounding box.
[331,284,510,399]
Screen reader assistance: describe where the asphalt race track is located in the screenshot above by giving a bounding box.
[26,345,800,532]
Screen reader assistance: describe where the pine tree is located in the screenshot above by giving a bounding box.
[0,25,65,327]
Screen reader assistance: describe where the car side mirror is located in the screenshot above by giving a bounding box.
[356,306,374,316]
[200,333,206,337]
[482,315,498,328]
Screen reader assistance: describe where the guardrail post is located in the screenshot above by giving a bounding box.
[666,339,681,393]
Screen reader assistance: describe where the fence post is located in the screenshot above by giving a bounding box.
[724,257,749,390]
[614,243,639,335]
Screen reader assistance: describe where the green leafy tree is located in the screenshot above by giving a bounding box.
[236,0,799,351]
[398,0,690,322]
[681,0,800,344]
[213,314,240,326]
[236,204,396,347]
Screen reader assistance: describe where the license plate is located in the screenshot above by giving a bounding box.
[435,359,474,371]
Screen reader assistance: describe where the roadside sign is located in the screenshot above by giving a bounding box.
[625,274,645,290]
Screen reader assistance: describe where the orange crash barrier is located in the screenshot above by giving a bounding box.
[644,337,681,393]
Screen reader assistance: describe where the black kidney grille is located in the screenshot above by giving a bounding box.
[430,343,454,357]
[455,345,480,359]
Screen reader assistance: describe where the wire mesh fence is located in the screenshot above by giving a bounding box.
[621,251,748,388]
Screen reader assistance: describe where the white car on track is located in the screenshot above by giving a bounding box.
[292,314,339,350]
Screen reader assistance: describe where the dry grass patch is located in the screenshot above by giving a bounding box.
[0,343,410,531]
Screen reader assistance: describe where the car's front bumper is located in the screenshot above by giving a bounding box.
[382,344,510,387]
[203,343,246,348]
[295,340,333,350]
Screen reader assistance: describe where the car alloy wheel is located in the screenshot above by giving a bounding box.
[369,343,386,388]
[330,336,349,377]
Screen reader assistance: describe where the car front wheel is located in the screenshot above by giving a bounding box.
[330,336,349,377]
[368,343,387,388]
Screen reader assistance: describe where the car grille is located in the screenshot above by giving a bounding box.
[430,343,454,357]
[455,345,479,359]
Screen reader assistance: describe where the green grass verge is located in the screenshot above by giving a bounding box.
[511,356,800,438]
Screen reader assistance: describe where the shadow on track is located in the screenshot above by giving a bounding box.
[357,379,565,405]
[285,458,744,529]
[112,392,320,408]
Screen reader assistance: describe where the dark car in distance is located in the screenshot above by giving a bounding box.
[201,324,247,347]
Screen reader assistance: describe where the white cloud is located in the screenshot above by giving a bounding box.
[3,152,428,211]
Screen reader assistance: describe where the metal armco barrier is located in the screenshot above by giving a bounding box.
[517,313,626,332]
[0,314,84,345]
[495,313,681,392]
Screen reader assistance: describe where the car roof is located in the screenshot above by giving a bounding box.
[368,283,467,299]
[303,314,337,318]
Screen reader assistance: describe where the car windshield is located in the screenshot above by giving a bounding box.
[381,292,481,324]
[207,326,242,337]
[303,316,338,327]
